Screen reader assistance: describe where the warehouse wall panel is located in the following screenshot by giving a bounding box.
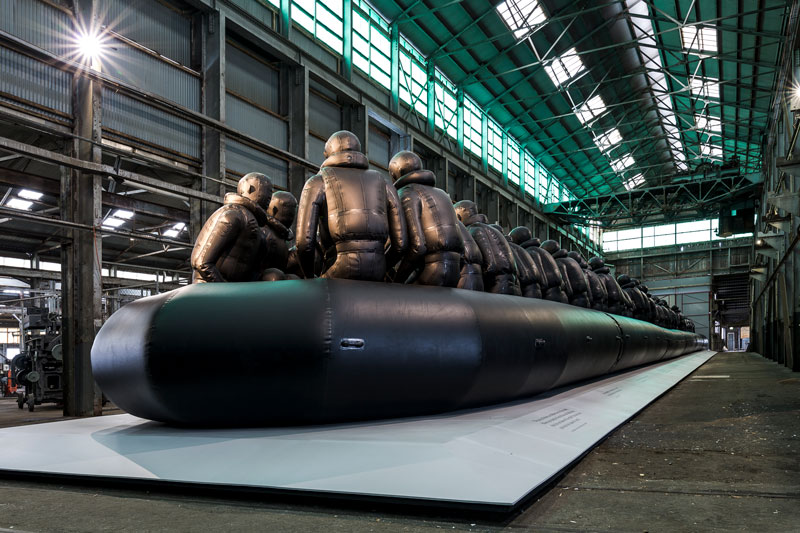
[0,45,72,116]
[0,0,72,56]
[225,95,288,150]
[226,139,288,188]
[103,88,200,159]
[309,91,341,139]
[104,0,192,66]
[226,44,280,113]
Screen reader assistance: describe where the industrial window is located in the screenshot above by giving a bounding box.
[352,1,391,89]
[624,173,645,190]
[676,220,712,244]
[538,167,549,203]
[433,70,457,139]
[610,155,635,173]
[487,118,504,172]
[497,0,546,39]
[507,138,521,185]
[463,98,483,158]
[594,128,622,153]
[292,0,344,54]
[546,176,560,204]
[689,77,720,100]
[575,95,606,124]
[524,152,536,196]
[399,37,428,116]
[681,26,718,54]
[544,48,585,87]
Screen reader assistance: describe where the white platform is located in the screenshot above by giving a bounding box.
[0,350,715,511]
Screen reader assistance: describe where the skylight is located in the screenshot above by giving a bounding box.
[696,115,722,134]
[163,222,187,239]
[544,48,585,87]
[595,128,622,153]
[497,0,546,39]
[6,198,32,211]
[112,209,134,220]
[690,77,720,100]
[575,95,607,124]
[17,189,43,200]
[624,173,645,190]
[681,26,718,53]
[610,155,635,173]
[701,143,723,160]
[102,217,126,228]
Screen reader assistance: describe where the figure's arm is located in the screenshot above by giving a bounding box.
[295,176,325,278]
[469,226,497,274]
[191,209,242,283]
[385,181,408,266]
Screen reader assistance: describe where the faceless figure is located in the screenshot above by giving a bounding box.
[261,191,297,279]
[618,274,650,321]
[191,173,272,283]
[295,131,407,281]
[589,256,630,316]
[541,240,592,308]
[456,221,484,291]
[509,227,568,304]
[388,151,463,287]
[453,200,517,295]
[569,251,607,311]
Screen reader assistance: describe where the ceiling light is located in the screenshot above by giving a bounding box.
[6,198,33,211]
[172,222,186,231]
[690,77,720,100]
[696,115,721,134]
[544,47,585,87]
[701,143,723,160]
[76,30,104,65]
[497,0,546,39]
[102,217,126,228]
[163,229,180,238]
[595,128,622,153]
[624,173,645,190]
[17,189,43,200]
[112,209,134,220]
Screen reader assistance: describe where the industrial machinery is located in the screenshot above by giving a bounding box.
[13,310,62,412]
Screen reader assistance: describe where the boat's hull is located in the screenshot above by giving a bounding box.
[91,279,707,426]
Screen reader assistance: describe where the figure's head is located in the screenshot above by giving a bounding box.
[588,256,605,270]
[508,226,532,245]
[454,200,480,225]
[488,223,504,234]
[268,191,298,227]
[617,273,631,286]
[388,151,423,182]
[323,130,362,158]
[238,173,273,209]
[567,251,587,268]
[540,240,561,256]
[530,238,542,247]
[671,305,680,312]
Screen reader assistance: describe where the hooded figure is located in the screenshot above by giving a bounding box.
[589,256,629,316]
[569,251,607,311]
[456,221,484,291]
[295,131,407,281]
[541,240,592,308]
[509,227,567,304]
[191,173,272,283]
[453,200,517,295]
[498,228,541,298]
[261,191,297,278]
[388,151,463,286]
[618,275,650,321]
[672,305,686,331]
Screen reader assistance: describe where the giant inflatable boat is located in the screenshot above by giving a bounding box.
[91,279,706,426]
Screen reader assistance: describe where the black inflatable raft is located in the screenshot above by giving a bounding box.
[91,279,707,426]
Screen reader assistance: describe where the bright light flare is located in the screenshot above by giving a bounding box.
[76,30,105,68]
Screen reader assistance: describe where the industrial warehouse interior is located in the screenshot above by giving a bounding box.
[0,0,798,530]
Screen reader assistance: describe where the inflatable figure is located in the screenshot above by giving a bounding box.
[295,131,407,281]
[570,251,607,311]
[504,233,541,298]
[672,305,686,331]
[454,200,517,294]
[510,228,567,303]
[618,275,649,321]
[388,151,463,287]
[191,173,272,283]
[456,221,484,291]
[589,256,628,315]
[542,240,592,308]
[261,191,297,277]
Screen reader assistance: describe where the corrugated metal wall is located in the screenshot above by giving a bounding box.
[103,0,193,67]
[0,0,72,56]
[103,88,200,159]
[226,96,288,149]
[226,44,280,112]
[0,46,72,116]
[368,124,390,169]
[226,139,288,188]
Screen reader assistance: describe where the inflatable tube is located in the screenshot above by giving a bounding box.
[91,279,707,426]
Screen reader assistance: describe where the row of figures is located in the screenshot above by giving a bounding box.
[190,130,695,333]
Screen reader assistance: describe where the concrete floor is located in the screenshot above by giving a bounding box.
[0,351,797,532]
